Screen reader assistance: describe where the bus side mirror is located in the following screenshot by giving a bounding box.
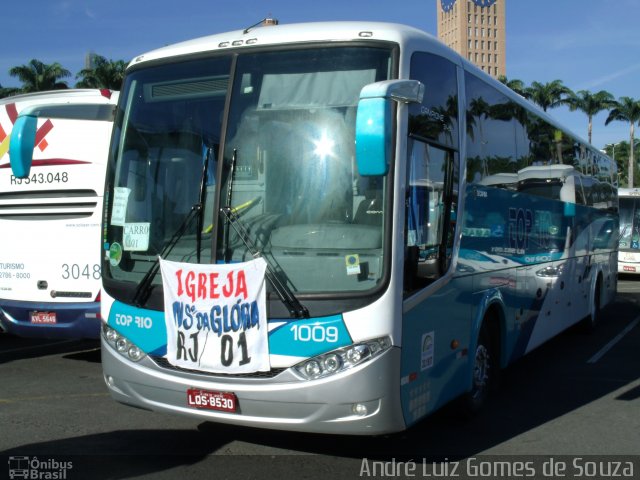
[355,80,424,177]
[9,114,38,178]
[564,202,576,217]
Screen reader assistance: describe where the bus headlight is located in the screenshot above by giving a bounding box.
[105,327,119,343]
[102,324,147,362]
[294,336,391,380]
[304,360,322,377]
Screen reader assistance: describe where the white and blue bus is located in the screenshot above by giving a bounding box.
[617,188,640,274]
[11,22,617,433]
[1,89,118,338]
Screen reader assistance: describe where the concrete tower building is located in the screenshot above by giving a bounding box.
[437,0,506,78]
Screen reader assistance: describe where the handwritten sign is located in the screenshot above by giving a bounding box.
[159,257,270,373]
[111,187,130,226]
[123,222,150,251]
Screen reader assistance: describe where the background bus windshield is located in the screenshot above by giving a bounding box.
[619,196,640,251]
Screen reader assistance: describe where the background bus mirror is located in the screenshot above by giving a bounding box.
[9,114,38,178]
[356,80,424,177]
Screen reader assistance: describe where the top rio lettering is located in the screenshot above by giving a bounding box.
[508,207,533,251]
[508,207,556,254]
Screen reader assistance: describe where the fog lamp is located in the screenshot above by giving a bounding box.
[352,403,368,416]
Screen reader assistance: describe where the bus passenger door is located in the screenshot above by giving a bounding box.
[399,51,466,427]
[400,137,468,425]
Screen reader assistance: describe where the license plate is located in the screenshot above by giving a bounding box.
[187,388,238,413]
[623,266,636,272]
[30,311,57,324]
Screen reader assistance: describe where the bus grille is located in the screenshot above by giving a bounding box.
[150,355,287,379]
[151,76,228,100]
[0,189,99,220]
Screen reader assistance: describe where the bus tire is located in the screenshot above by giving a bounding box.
[582,276,602,333]
[460,320,497,416]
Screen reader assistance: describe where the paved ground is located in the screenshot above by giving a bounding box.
[0,279,638,479]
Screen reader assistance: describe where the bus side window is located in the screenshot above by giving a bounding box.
[405,52,458,295]
[404,138,455,294]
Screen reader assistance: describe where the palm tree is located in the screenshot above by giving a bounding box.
[497,75,527,97]
[525,79,573,112]
[606,97,640,188]
[469,97,491,176]
[9,59,71,92]
[0,83,20,99]
[566,90,616,144]
[604,140,640,185]
[76,55,127,90]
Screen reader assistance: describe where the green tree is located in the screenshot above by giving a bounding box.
[76,55,127,90]
[566,90,616,144]
[0,83,20,99]
[497,75,527,97]
[604,140,640,186]
[605,97,640,188]
[9,59,71,92]
[525,79,572,112]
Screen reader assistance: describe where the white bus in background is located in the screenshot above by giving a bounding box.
[618,187,640,274]
[0,89,118,338]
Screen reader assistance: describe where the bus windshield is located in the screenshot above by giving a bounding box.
[105,46,393,300]
[619,196,640,251]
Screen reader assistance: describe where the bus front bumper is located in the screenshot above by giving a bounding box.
[0,300,100,339]
[101,337,406,435]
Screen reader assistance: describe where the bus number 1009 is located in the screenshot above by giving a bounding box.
[290,324,339,343]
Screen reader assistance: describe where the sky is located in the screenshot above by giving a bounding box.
[2,0,639,150]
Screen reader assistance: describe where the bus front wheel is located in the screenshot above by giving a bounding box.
[460,321,497,416]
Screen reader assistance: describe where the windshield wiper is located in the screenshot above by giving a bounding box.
[221,206,309,319]
[131,205,200,307]
[222,148,309,319]
[196,147,213,263]
[131,147,213,308]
